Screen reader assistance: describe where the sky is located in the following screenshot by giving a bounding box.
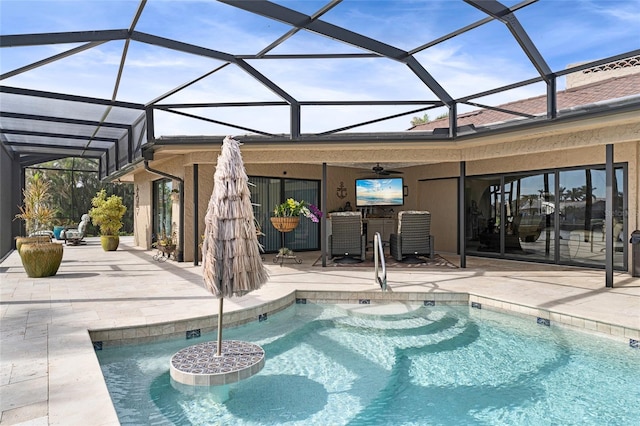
[1,0,639,136]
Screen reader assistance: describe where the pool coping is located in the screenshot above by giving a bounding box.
[90,290,640,349]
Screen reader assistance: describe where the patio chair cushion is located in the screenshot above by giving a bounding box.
[63,214,90,244]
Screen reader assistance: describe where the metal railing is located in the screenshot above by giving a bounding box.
[374,232,387,291]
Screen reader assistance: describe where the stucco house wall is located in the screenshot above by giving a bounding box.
[131,108,639,268]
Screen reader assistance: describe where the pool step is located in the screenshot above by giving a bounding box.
[335,303,423,317]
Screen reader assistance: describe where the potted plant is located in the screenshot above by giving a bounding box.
[270,198,321,263]
[14,172,63,277]
[52,219,66,241]
[271,198,322,231]
[89,189,127,251]
[152,229,177,260]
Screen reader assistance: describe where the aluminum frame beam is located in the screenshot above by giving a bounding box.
[0,111,131,130]
[1,129,119,144]
[219,0,454,105]
[464,0,552,80]
[0,30,129,47]
[0,86,144,110]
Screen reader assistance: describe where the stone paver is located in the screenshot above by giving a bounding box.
[1,236,638,425]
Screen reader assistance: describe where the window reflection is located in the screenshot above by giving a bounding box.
[508,173,555,261]
[466,165,625,269]
[559,168,625,268]
[152,178,173,244]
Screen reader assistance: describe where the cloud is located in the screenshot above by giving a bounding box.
[584,0,640,23]
[2,0,638,137]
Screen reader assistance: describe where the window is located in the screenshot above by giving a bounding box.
[152,178,173,244]
[465,164,626,270]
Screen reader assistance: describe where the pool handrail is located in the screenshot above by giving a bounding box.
[374,232,387,291]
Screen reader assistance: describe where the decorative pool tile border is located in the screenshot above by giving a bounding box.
[468,294,640,346]
[90,293,296,348]
[89,290,639,348]
[294,290,469,305]
[536,317,551,327]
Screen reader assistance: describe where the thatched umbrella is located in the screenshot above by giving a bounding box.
[202,136,269,356]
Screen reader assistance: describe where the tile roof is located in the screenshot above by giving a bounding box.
[410,72,640,131]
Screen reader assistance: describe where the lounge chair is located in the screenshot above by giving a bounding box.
[29,229,54,239]
[389,211,434,263]
[61,214,90,245]
[329,211,366,263]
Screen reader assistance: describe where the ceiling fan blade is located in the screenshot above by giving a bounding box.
[359,163,404,175]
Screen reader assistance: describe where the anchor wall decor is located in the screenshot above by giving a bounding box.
[336,181,347,199]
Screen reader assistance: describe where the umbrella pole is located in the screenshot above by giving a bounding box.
[217,297,224,356]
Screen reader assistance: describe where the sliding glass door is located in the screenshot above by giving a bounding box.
[152,178,173,244]
[465,164,626,270]
[505,172,556,262]
[250,176,321,253]
[558,167,625,268]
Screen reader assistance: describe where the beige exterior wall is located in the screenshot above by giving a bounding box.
[131,113,639,270]
[418,178,459,254]
[133,179,153,248]
[132,157,187,251]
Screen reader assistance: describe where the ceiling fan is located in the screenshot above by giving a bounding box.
[368,163,403,176]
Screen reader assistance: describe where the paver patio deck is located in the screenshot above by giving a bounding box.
[1,237,639,425]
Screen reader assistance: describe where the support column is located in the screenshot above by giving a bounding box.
[459,161,466,268]
[193,164,199,266]
[321,162,327,267]
[605,144,614,287]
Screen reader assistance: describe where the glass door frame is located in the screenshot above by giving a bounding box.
[152,178,173,244]
[465,162,627,270]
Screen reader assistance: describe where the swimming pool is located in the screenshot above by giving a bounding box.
[97,303,640,425]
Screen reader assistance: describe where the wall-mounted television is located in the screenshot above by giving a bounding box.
[355,177,404,207]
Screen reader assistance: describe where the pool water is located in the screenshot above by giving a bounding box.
[97,303,640,425]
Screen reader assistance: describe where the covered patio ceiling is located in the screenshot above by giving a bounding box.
[1,0,639,179]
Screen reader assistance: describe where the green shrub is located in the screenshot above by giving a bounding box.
[89,189,127,236]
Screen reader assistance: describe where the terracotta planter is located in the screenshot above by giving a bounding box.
[270,217,300,233]
[19,242,63,278]
[100,235,120,251]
